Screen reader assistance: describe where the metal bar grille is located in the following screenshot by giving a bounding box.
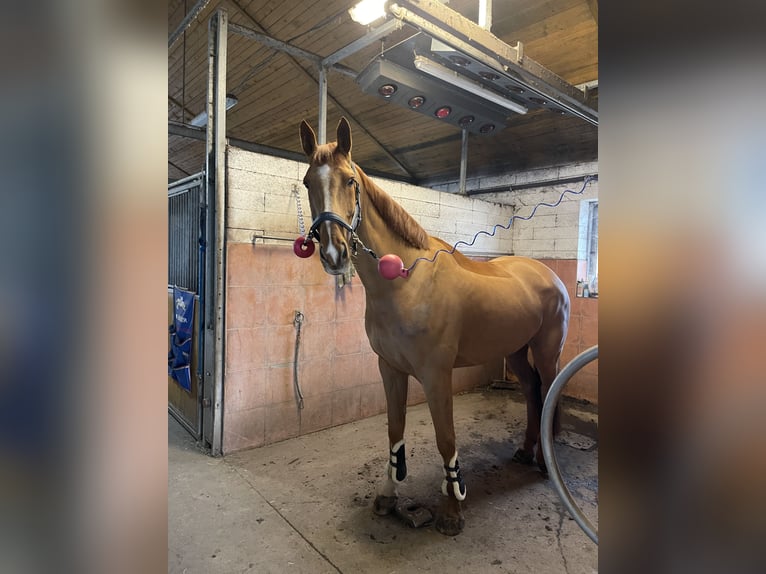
[168,174,203,291]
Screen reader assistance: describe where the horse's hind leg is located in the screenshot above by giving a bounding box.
[530,335,565,475]
[506,346,543,467]
[373,356,409,516]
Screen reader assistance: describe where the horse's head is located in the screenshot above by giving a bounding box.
[299,117,359,276]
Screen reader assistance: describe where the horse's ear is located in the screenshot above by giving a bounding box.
[300,120,317,158]
[337,117,352,156]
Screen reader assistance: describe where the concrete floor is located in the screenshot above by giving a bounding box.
[169,387,598,574]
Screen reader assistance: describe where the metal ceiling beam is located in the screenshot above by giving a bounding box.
[322,18,402,68]
[168,121,415,183]
[228,0,417,179]
[329,63,358,79]
[168,0,213,49]
[466,174,598,196]
[168,94,197,124]
[168,159,191,177]
[228,22,361,79]
[391,132,462,155]
[389,0,598,126]
[170,121,305,162]
[478,0,492,31]
[229,22,321,65]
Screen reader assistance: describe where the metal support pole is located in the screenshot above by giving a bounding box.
[204,8,228,456]
[459,128,468,195]
[318,66,328,144]
[478,0,492,31]
[541,345,599,544]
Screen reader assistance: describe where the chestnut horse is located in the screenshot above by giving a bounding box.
[298,118,569,536]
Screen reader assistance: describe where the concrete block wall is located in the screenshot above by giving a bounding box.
[226,147,515,255]
[434,162,598,260]
[222,146,510,453]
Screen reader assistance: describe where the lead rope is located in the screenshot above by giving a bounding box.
[292,310,305,410]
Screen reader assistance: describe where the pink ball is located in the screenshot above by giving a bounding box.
[293,237,315,258]
[378,254,409,280]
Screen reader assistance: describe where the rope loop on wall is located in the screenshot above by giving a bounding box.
[292,310,305,409]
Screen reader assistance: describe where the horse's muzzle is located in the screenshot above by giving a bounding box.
[319,238,350,275]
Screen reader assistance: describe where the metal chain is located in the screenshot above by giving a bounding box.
[293,185,307,237]
[351,231,378,261]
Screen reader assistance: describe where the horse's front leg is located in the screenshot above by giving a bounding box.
[422,368,466,536]
[373,357,409,516]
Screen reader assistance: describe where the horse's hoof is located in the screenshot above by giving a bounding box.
[373,495,397,516]
[512,448,534,465]
[538,463,549,478]
[435,513,465,536]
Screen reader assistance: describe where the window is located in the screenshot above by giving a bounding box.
[587,201,598,282]
[578,199,598,296]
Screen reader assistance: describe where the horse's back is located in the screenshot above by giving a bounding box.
[444,244,566,292]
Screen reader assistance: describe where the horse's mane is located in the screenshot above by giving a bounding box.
[356,166,429,250]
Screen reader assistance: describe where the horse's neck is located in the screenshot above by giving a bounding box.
[354,184,426,293]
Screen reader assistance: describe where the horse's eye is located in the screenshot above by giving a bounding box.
[347,178,355,187]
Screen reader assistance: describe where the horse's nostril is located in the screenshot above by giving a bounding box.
[341,244,348,260]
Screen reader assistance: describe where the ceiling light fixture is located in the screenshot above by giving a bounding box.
[413,55,528,115]
[349,0,387,25]
[189,94,239,127]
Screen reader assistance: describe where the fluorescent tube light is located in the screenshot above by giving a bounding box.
[413,55,528,115]
[349,0,387,25]
[189,95,239,127]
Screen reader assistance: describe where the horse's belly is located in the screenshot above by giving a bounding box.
[454,318,537,366]
[453,342,524,368]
